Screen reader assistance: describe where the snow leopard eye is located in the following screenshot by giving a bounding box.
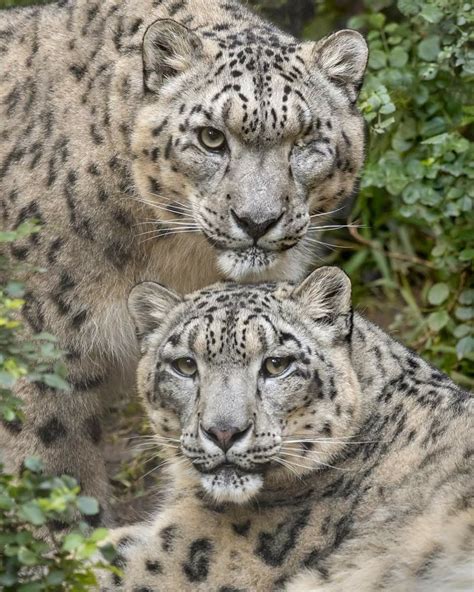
[172,357,197,377]
[262,356,294,378]
[198,127,227,151]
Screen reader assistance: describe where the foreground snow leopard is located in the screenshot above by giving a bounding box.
[97,266,473,591]
[0,0,368,513]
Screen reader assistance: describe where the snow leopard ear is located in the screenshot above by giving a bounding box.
[291,267,352,324]
[143,19,204,92]
[310,30,368,102]
[128,281,182,342]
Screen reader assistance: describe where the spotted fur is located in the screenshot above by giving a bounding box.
[97,266,473,591]
[0,0,367,511]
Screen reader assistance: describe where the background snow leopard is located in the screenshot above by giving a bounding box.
[95,266,472,591]
[0,0,367,518]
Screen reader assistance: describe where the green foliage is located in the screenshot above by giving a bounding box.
[0,0,51,8]
[0,227,114,588]
[344,0,473,384]
[0,224,68,427]
[0,457,116,591]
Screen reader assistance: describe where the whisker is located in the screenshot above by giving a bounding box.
[139,230,201,244]
[137,227,199,237]
[284,436,380,444]
[125,434,181,443]
[134,219,198,227]
[280,452,352,472]
[273,457,303,481]
[141,455,187,479]
[133,192,194,212]
[309,206,346,219]
[303,238,340,250]
[126,194,194,216]
[308,223,363,232]
[134,442,179,450]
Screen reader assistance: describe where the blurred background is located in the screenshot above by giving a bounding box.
[1,0,472,384]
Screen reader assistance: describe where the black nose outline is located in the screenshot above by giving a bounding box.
[201,423,253,452]
[231,209,283,241]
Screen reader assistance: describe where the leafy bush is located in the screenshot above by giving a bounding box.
[0,224,68,427]
[0,0,51,7]
[0,457,116,591]
[346,0,473,384]
[0,230,114,589]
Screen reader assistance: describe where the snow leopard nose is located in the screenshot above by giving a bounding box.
[231,209,283,241]
[201,423,252,452]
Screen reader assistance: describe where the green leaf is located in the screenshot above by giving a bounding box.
[428,311,450,331]
[18,503,45,526]
[89,527,109,543]
[459,249,474,262]
[417,36,440,61]
[459,290,474,305]
[18,546,38,566]
[389,47,409,67]
[455,307,474,321]
[369,49,387,70]
[46,570,66,585]
[0,494,14,510]
[428,283,450,305]
[42,374,70,390]
[397,0,420,16]
[77,496,99,516]
[23,457,43,473]
[62,533,84,552]
[456,336,474,360]
[420,5,443,23]
[454,324,471,339]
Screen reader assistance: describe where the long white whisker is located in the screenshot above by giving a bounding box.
[273,457,303,481]
[126,194,194,215]
[141,455,187,479]
[148,193,194,210]
[280,452,352,472]
[309,206,346,219]
[126,434,181,443]
[137,227,199,237]
[134,219,198,227]
[308,223,362,231]
[139,230,201,243]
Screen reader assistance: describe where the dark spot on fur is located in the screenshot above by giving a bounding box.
[84,415,102,444]
[37,417,67,446]
[183,538,213,582]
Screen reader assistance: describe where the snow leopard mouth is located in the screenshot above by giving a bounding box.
[198,463,266,503]
[217,247,281,279]
[194,461,268,476]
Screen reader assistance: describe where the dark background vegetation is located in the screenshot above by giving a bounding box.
[0,0,472,589]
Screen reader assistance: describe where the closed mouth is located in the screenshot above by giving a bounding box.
[202,230,298,255]
[193,460,270,476]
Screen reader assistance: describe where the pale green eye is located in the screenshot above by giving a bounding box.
[172,357,197,377]
[263,356,294,377]
[199,127,226,151]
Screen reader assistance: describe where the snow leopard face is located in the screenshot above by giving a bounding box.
[133,17,367,280]
[129,267,361,503]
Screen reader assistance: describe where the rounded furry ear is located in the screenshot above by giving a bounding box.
[128,281,182,341]
[312,30,368,102]
[142,19,204,92]
[291,266,352,322]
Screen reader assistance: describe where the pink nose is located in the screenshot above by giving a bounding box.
[201,424,251,452]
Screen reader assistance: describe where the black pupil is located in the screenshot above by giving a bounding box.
[209,129,220,140]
